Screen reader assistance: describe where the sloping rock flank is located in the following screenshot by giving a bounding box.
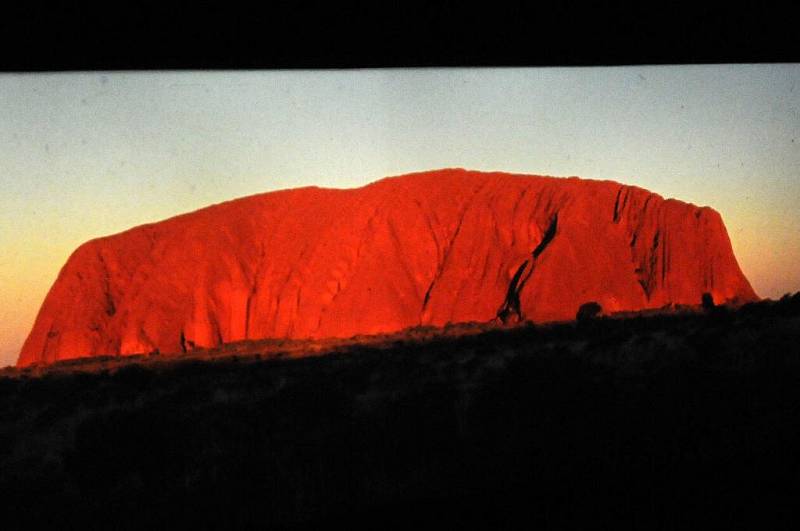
[18,169,757,366]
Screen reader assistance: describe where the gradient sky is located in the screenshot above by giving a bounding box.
[1,65,798,367]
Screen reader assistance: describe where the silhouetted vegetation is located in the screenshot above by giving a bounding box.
[576,301,602,321]
[702,291,715,310]
[1,294,800,529]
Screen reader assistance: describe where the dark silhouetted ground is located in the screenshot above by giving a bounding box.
[2,294,800,529]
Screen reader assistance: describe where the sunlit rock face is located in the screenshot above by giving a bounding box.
[17,169,757,366]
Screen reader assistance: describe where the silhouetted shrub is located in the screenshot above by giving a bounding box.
[776,291,800,317]
[576,302,602,321]
[702,292,715,310]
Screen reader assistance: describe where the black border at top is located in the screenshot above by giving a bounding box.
[1,3,797,71]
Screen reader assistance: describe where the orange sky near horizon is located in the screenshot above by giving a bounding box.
[1,66,798,367]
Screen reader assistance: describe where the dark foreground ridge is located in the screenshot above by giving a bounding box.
[2,294,800,529]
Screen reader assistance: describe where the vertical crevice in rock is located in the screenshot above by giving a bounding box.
[642,195,653,211]
[208,313,224,346]
[96,251,116,317]
[104,291,116,317]
[533,214,558,259]
[636,229,661,300]
[245,242,267,339]
[613,187,624,223]
[496,260,530,323]
[496,213,559,323]
[422,281,435,311]
[244,291,253,339]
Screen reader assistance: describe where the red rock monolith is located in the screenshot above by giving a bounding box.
[17,169,758,366]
